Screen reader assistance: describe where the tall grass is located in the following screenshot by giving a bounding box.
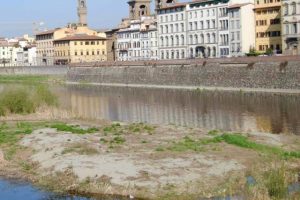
[0,85,58,116]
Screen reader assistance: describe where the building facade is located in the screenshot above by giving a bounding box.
[17,45,37,66]
[0,39,21,67]
[228,0,256,56]
[254,0,282,54]
[53,34,107,64]
[116,17,158,61]
[282,0,300,55]
[157,3,187,60]
[186,0,230,58]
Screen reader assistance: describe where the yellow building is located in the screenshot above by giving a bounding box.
[254,0,282,54]
[53,34,107,65]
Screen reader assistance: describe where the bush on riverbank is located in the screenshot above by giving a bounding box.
[0,85,58,116]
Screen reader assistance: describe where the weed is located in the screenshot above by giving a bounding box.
[208,129,220,136]
[62,143,99,155]
[51,123,99,134]
[265,165,288,199]
[155,147,165,152]
[110,136,126,145]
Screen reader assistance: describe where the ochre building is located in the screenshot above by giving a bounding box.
[53,34,107,65]
[254,0,282,53]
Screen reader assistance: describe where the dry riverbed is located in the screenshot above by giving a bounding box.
[0,119,300,200]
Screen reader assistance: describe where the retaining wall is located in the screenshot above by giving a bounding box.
[67,61,300,90]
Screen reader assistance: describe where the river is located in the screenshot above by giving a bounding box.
[53,84,300,135]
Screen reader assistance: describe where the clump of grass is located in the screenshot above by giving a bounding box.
[51,123,99,134]
[168,136,223,152]
[265,166,288,199]
[0,88,35,115]
[110,136,126,144]
[0,85,58,116]
[168,136,204,152]
[62,143,99,155]
[163,133,300,159]
[102,123,156,136]
[220,134,300,159]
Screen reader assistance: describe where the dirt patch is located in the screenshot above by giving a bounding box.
[0,120,298,199]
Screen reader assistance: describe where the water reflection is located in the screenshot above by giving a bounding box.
[54,85,300,135]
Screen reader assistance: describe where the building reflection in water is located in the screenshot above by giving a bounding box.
[53,85,300,135]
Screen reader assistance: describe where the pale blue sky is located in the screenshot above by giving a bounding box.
[0,0,144,37]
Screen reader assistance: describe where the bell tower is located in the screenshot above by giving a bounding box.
[128,0,151,20]
[155,0,177,10]
[78,0,87,26]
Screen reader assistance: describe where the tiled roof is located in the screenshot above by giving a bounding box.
[54,34,106,42]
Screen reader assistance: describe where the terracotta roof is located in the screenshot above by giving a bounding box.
[54,34,106,42]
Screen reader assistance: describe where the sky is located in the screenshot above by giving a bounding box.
[0,0,145,38]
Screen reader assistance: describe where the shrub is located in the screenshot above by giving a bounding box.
[265,166,287,199]
[0,85,58,116]
[0,88,35,115]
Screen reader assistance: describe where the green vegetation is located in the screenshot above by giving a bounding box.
[0,85,58,116]
[165,132,300,159]
[246,47,262,57]
[0,75,49,84]
[102,122,155,136]
[110,136,126,145]
[220,134,300,159]
[50,123,99,134]
[62,143,99,155]
[265,166,288,199]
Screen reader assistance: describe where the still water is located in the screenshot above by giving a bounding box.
[0,179,90,200]
[53,85,300,135]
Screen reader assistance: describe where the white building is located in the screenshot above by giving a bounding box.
[228,0,255,57]
[157,3,187,59]
[186,0,230,58]
[116,16,158,61]
[0,39,21,67]
[282,0,300,55]
[17,45,37,66]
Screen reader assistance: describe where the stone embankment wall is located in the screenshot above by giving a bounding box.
[0,66,68,75]
[67,61,300,90]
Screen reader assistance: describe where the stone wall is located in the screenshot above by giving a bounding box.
[67,61,300,90]
[0,66,68,75]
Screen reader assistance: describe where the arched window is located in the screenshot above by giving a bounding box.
[284,3,289,15]
[200,34,204,44]
[181,50,185,59]
[189,35,193,44]
[181,35,185,45]
[212,33,216,43]
[207,33,211,43]
[194,34,198,44]
[165,36,169,46]
[171,36,174,46]
[175,35,179,46]
[292,2,296,14]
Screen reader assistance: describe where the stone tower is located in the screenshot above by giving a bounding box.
[155,0,177,10]
[128,0,151,20]
[78,0,87,26]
